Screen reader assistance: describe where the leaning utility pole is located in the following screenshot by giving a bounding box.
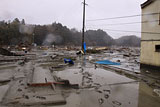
[82,0,86,52]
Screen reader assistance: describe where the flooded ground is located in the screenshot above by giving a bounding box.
[0,47,160,107]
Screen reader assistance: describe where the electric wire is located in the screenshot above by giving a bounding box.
[86,28,160,35]
[86,20,159,26]
[87,12,159,21]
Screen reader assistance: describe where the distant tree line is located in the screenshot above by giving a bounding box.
[0,18,140,47]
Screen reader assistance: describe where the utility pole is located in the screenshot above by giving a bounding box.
[82,0,86,52]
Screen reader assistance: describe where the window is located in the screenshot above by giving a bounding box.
[155,45,160,52]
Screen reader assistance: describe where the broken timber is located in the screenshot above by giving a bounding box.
[27,67,79,89]
[28,82,65,87]
[27,67,56,90]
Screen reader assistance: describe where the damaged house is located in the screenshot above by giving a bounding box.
[140,0,160,68]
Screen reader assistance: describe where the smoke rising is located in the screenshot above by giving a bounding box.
[19,24,35,34]
[42,34,62,46]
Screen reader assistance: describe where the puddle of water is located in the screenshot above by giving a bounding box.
[109,83,139,107]
[56,67,160,107]
[56,68,83,86]
[138,82,160,107]
[57,68,134,86]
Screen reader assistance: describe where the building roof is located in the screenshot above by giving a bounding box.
[141,0,155,9]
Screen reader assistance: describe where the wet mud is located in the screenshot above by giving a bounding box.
[0,48,159,107]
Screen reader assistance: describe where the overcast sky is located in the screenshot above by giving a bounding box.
[0,0,146,38]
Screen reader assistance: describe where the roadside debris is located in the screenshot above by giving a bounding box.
[76,50,85,55]
[86,49,101,54]
[153,89,160,97]
[27,67,79,89]
[112,100,122,106]
[64,58,74,65]
[0,48,21,56]
[28,81,65,87]
[0,47,160,107]
[95,47,108,51]
[98,98,104,105]
[96,60,121,65]
[58,80,79,89]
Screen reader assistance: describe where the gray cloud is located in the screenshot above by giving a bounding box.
[0,0,146,38]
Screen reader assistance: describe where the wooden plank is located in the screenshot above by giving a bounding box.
[28,82,65,87]
[32,67,55,84]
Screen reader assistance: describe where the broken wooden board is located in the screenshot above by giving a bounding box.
[28,82,65,87]
[28,67,57,90]
[32,67,55,84]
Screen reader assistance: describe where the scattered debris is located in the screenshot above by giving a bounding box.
[23,95,29,99]
[50,55,57,59]
[153,89,160,97]
[86,49,101,54]
[0,47,160,107]
[104,94,109,99]
[64,58,74,65]
[123,54,130,57]
[95,47,108,51]
[36,96,46,100]
[98,98,104,105]
[76,50,83,55]
[58,80,79,89]
[96,60,121,65]
[103,90,111,94]
[0,48,21,56]
[17,88,22,92]
[96,90,103,93]
[112,100,122,106]
[28,82,64,87]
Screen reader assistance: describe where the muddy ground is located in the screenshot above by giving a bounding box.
[0,47,160,107]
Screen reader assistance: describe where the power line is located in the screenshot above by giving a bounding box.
[87,12,159,21]
[86,28,160,35]
[86,20,159,26]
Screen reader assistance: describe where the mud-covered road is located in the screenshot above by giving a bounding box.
[0,48,160,107]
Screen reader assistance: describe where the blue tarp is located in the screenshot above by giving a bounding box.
[96,60,121,65]
[83,42,86,53]
[64,58,74,65]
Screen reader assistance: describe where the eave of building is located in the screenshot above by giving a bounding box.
[141,0,155,9]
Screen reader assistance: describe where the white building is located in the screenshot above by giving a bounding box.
[140,0,160,68]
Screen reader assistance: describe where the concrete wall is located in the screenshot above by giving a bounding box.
[141,41,160,66]
[141,0,160,67]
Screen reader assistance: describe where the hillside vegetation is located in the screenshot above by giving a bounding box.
[0,18,140,47]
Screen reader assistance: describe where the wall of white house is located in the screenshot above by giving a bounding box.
[141,0,160,67]
[141,1,160,40]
